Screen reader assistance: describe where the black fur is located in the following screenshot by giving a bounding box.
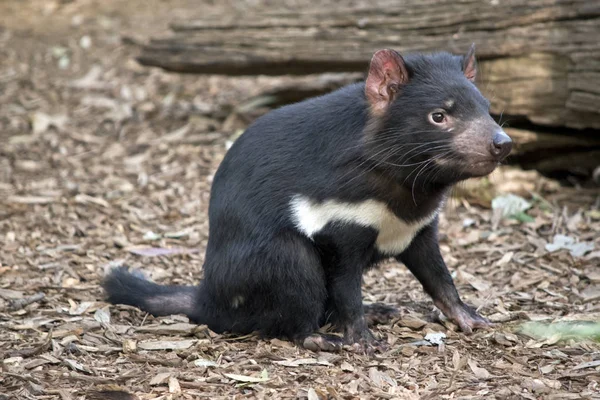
[103,48,510,350]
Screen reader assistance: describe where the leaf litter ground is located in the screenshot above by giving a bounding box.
[1,1,599,399]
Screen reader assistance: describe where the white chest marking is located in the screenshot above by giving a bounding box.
[290,195,438,255]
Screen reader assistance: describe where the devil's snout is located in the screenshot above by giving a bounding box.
[490,129,512,160]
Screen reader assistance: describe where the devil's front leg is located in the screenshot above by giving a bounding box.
[322,229,387,353]
[396,219,491,333]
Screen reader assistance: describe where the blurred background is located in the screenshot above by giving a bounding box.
[1,1,599,399]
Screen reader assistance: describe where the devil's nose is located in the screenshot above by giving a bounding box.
[490,129,512,160]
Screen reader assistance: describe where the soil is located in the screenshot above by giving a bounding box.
[1,1,599,399]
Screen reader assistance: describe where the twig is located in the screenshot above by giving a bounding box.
[9,292,45,311]
[127,353,183,367]
[8,328,53,358]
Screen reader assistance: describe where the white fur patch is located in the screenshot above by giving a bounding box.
[231,295,245,309]
[290,195,437,255]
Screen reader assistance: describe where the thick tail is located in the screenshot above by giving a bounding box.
[102,267,199,320]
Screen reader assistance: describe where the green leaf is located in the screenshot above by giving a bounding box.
[510,211,535,223]
[519,321,600,342]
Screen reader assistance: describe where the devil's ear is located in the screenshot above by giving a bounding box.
[463,43,477,83]
[365,49,409,115]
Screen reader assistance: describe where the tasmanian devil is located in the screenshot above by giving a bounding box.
[103,44,512,353]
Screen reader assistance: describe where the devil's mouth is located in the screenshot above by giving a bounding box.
[465,159,499,176]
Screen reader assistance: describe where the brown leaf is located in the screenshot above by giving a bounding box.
[368,367,397,389]
[126,246,200,257]
[467,359,491,379]
[149,372,172,386]
[137,339,196,350]
[135,322,200,335]
[168,376,181,394]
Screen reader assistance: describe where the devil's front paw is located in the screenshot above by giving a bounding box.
[344,320,388,355]
[301,333,344,352]
[435,300,492,334]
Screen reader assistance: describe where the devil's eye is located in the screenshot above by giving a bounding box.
[430,112,445,124]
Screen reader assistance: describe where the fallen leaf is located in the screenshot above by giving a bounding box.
[545,234,594,257]
[424,332,446,346]
[7,195,57,204]
[143,231,162,240]
[122,339,137,353]
[149,372,172,386]
[74,194,110,208]
[452,348,462,371]
[368,368,397,388]
[0,289,24,300]
[307,388,319,400]
[137,339,197,350]
[340,361,354,372]
[458,270,491,292]
[223,369,270,383]
[398,316,428,329]
[168,376,181,394]
[491,194,532,219]
[31,112,67,135]
[580,285,600,303]
[274,358,319,367]
[194,359,218,368]
[126,246,200,257]
[572,360,600,370]
[467,359,491,379]
[540,364,555,374]
[135,323,199,335]
[94,306,111,325]
[63,358,91,373]
[495,251,514,266]
[69,301,94,316]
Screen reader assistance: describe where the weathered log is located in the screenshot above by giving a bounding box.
[138,0,600,130]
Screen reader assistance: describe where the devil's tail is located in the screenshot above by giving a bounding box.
[102,267,199,320]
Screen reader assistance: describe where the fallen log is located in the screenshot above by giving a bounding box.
[138,0,600,131]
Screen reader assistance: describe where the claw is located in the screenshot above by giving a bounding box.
[435,300,492,334]
[301,333,343,352]
[343,320,387,355]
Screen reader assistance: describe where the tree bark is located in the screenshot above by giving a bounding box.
[138,0,600,131]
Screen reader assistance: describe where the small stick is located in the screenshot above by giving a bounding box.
[9,292,45,311]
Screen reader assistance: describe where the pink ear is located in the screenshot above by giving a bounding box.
[463,43,477,83]
[365,49,409,115]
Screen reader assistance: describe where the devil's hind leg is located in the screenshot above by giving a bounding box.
[203,230,339,349]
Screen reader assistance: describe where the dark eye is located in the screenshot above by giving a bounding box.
[430,112,445,124]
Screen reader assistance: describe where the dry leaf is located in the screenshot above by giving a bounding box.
[398,316,428,329]
[135,323,199,335]
[340,361,354,372]
[63,358,91,373]
[94,307,111,325]
[194,358,218,368]
[274,358,319,367]
[307,388,319,400]
[452,348,462,371]
[137,340,196,350]
[572,360,600,370]
[223,369,270,383]
[122,339,137,353]
[368,368,397,388]
[7,195,57,204]
[149,372,172,386]
[458,270,491,292]
[467,359,491,379]
[126,246,200,257]
[168,376,181,393]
